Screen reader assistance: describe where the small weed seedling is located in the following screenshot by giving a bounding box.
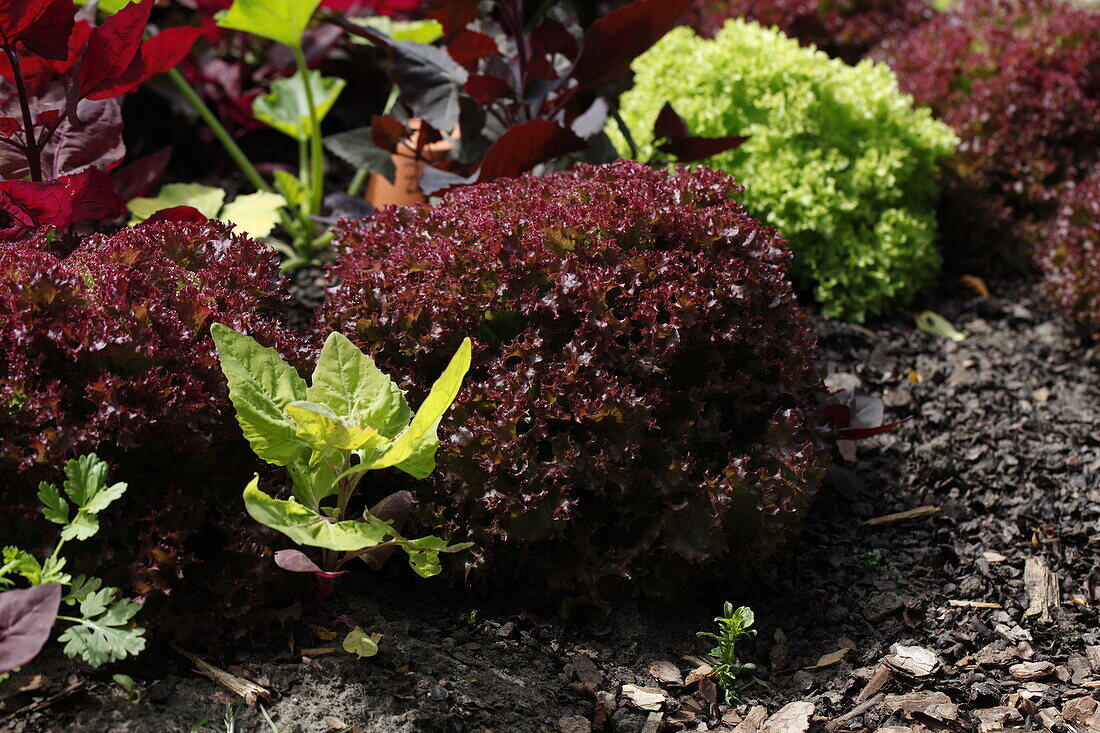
[698,603,766,705]
[212,325,473,628]
[0,455,145,676]
[460,609,501,632]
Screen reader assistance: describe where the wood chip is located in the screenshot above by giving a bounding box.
[884,645,941,677]
[732,706,769,733]
[825,693,883,731]
[684,663,713,687]
[882,691,958,722]
[864,506,940,526]
[982,551,1007,563]
[856,665,892,702]
[1023,557,1059,624]
[948,599,1002,609]
[974,706,1022,733]
[640,712,663,733]
[1062,697,1100,728]
[805,648,850,670]
[762,701,815,733]
[959,274,990,297]
[569,653,604,686]
[648,660,684,686]
[558,715,592,733]
[170,643,270,705]
[621,684,666,712]
[1009,661,1055,681]
[301,646,339,657]
[1086,645,1100,672]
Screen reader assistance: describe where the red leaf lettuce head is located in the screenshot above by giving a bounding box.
[319,159,830,604]
[876,0,1100,269]
[0,219,309,643]
[1039,171,1100,343]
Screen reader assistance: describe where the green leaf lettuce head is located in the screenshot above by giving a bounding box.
[609,20,959,322]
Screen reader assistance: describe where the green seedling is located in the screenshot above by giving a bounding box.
[212,325,474,613]
[698,603,764,705]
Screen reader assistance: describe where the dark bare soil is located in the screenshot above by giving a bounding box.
[4,276,1099,733]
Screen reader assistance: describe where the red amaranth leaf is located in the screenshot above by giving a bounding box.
[446,29,499,70]
[0,584,62,674]
[476,119,584,182]
[0,167,121,239]
[76,0,151,100]
[0,0,75,60]
[274,550,348,578]
[572,0,692,91]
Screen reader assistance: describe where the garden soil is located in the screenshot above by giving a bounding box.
[5,275,1099,733]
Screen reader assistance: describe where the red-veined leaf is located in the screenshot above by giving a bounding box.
[274,549,348,578]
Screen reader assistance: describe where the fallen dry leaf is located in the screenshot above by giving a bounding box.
[959,274,991,297]
[805,648,849,670]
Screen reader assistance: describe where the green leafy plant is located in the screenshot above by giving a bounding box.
[210,324,474,610]
[0,455,145,674]
[611,20,959,322]
[158,0,350,268]
[127,184,287,240]
[698,603,761,705]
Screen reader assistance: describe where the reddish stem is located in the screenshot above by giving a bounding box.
[1,41,43,182]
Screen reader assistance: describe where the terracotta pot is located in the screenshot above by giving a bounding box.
[364,119,455,207]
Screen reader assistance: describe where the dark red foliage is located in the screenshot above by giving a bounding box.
[877,0,1100,265]
[319,160,829,600]
[687,0,931,63]
[0,219,308,640]
[1040,173,1100,343]
[329,0,715,195]
[0,168,121,240]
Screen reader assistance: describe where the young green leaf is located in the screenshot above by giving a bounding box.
[216,0,322,50]
[211,323,309,467]
[58,600,146,668]
[37,482,68,526]
[370,337,472,472]
[127,182,226,223]
[243,477,398,551]
[55,455,127,542]
[253,70,346,142]
[914,310,967,342]
[342,627,380,658]
[273,169,309,209]
[286,401,389,452]
[307,331,412,439]
[401,535,472,578]
[220,191,287,239]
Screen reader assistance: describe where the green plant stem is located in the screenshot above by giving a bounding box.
[293,47,326,220]
[166,68,269,194]
[348,168,369,197]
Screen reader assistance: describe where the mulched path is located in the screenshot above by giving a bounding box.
[5,275,1099,733]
